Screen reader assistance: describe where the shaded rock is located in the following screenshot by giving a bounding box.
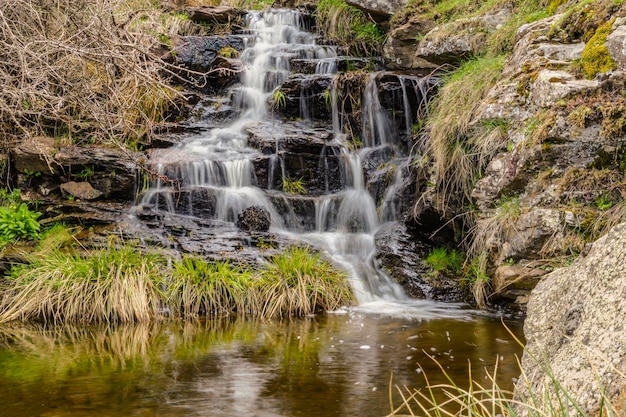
[492,265,547,307]
[517,222,626,415]
[415,10,509,67]
[12,137,139,201]
[186,6,245,24]
[12,136,59,175]
[60,181,103,200]
[384,18,436,69]
[268,194,317,231]
[172,35,246,93]
[499,208,565,263]
[236,206,271,232]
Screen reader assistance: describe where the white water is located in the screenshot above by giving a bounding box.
[138,9,470,320]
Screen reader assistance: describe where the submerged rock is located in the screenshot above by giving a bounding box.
[236,206,271,232]
[517,222,626,414]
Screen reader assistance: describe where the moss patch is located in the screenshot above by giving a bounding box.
[581,19,617,79]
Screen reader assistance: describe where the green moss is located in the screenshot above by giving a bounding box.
[581,19,617,79]
[217,46,239,59]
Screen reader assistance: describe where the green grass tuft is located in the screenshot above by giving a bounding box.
[167,257,255,317]
[0,246,165,324]
[257,246,355,319]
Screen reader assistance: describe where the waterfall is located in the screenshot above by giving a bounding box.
[136,9,455,316]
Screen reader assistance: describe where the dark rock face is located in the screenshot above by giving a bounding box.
[375,222,466,301]
[236,206,271,232]
[12,136,138,202]
[186,6,246,25]
[172,35,246,94]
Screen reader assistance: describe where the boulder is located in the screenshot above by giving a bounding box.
[414,10,509,67]
[345,0,408,21]
[517,222,626,415]
[236,206,271,232]
[384,18,437,69]
[492,264,547,307]
[529,70,599,108]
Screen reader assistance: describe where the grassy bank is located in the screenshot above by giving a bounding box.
[0,238,355,324]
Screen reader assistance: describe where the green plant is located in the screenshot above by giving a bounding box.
[425,247,464,275]
[282,176,307,195]
[315,0,385,57]
[0,188,22,206]
[0,246,166,324]
[464,252,491,309]
[426,55,506,212]
[273,89,287,109]
[167,257,254,317]
[217,46,239,58]
[257,246,354,318]
[0,203,42,246]
[595,194,614,211]
[74,165,95,181]
[323,89,333,109]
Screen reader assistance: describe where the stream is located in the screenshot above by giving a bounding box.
[0,8,527,417]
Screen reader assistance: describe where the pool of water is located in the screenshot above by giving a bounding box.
[0,311,523,417]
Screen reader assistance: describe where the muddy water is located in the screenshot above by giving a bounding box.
[0,312,523,417]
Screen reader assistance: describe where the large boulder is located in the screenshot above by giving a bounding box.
[236,206,271,232]
[517,222,626,414]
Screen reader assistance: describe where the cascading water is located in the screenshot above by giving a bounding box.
[137,9,468,319]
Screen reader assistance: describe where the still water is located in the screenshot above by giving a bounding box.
[0,311,523,417]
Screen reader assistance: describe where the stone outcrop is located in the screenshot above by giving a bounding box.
[517,222,626,414]
[345,0,408,21]
[11,136,139,202]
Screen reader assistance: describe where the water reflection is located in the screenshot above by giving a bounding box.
[0,313,524,417]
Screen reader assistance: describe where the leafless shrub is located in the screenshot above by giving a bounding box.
[0,0,186,149]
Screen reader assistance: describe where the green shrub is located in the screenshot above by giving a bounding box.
[0,203,41,246]
[257,246,354,318]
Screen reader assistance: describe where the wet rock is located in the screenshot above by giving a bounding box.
[517,222,626,415]
[375,222,466,302]
[276,74,334,121]
[60,181,103,201]
[236,206,271,232]
[247,122,344,194]
[172,35,246,93]
[268,194,317,231]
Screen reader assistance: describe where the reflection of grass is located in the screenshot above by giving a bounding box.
[386,329,624,417]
